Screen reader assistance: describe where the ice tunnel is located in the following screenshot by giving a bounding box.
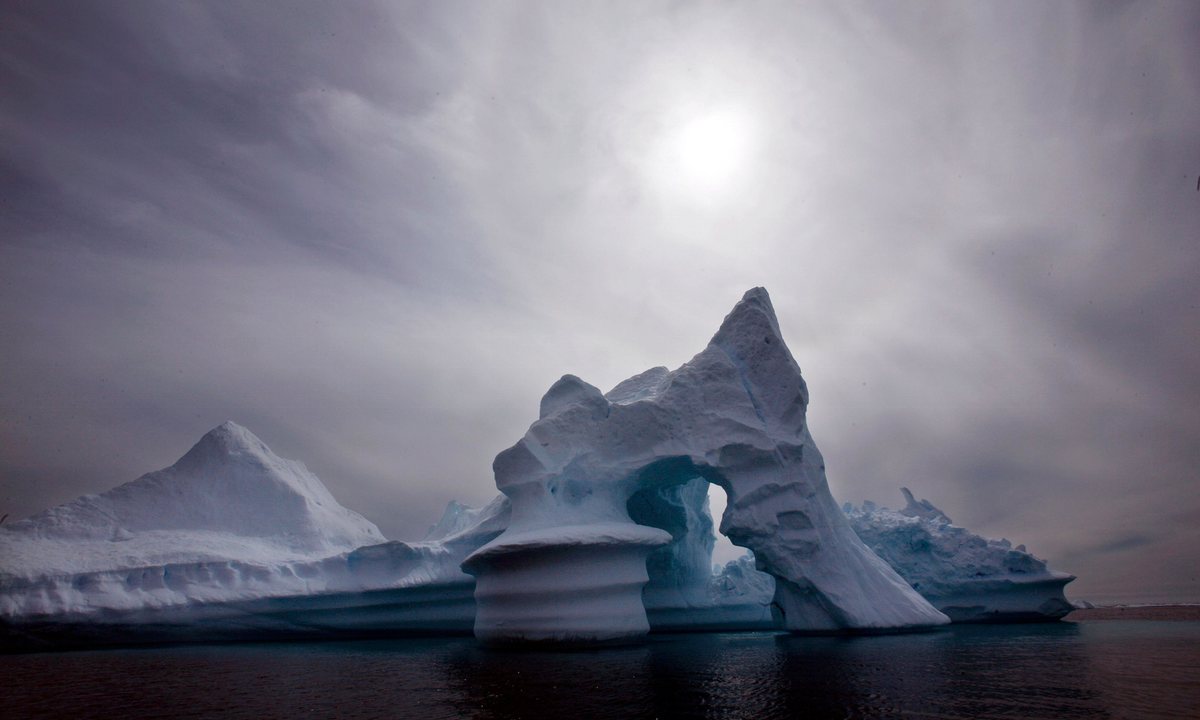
[462,288,949,643]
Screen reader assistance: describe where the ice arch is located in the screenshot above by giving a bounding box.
[463,288,949,643]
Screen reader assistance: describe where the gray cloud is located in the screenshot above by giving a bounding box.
[1,1,1197,604]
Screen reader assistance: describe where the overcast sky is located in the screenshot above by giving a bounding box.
[1,1,1197,604]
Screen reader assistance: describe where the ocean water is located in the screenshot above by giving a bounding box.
[3,620,1198,719]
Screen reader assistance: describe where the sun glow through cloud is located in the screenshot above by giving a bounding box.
[673,108,753,192]
[637,103,760,208]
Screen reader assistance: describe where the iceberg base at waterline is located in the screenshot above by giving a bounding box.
[1,582,479,650]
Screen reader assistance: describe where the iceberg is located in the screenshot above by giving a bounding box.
[0,423,507,645]
[3,421,384,572]
[843,488,1075,622]
[1,288,1076,648]
[463,288,949,643]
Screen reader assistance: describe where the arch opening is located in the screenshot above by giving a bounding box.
[624,458,776,632]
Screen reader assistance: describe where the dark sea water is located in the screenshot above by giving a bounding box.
[3,619,1198,720]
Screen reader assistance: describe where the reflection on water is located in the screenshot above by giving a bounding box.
[3,621,1198,719]
[441,624,1109,719]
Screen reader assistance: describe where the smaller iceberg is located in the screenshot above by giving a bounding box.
[0,423,508,646]
[843,488,1075,622]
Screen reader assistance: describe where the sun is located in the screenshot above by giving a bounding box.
[677,111,748,178]
[643,106,756,203]
[628,101,761,210]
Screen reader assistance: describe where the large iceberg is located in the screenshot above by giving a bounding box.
[0,423,506,644]
[463,288,949,643]
[2,288,1077,648]
[844,488,1075,622]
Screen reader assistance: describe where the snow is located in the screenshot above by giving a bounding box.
[2,421,383,575]
[465,287,948,643]
[464,522,671,561]
[0,424,506,631]
[844,488,1075,621]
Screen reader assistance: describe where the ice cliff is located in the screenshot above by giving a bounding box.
[844,488,1075,621]
[463,287,949,643]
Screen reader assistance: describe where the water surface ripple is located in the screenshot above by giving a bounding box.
[3,620,1197,719]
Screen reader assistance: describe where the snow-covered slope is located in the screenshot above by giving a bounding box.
[3,421,383,576]
[464,288,948,643]
[0,423,498,631]
[844,489,1075,621]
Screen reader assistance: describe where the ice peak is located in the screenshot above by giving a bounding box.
[898,487,953,524]
[8,422,384,551]
[424,500,472,541]
[710,287,782,345]
[166,421,330,513]
[607,366,670,405]
[705,287,808,432]
[539,374,605,419]
[708,287,795,369]
[177,421,274,470]
[205,420,264,449]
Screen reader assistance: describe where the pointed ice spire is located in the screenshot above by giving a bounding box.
[898,487,953,524]
[711,287,782,344]
[708,287,808,432]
